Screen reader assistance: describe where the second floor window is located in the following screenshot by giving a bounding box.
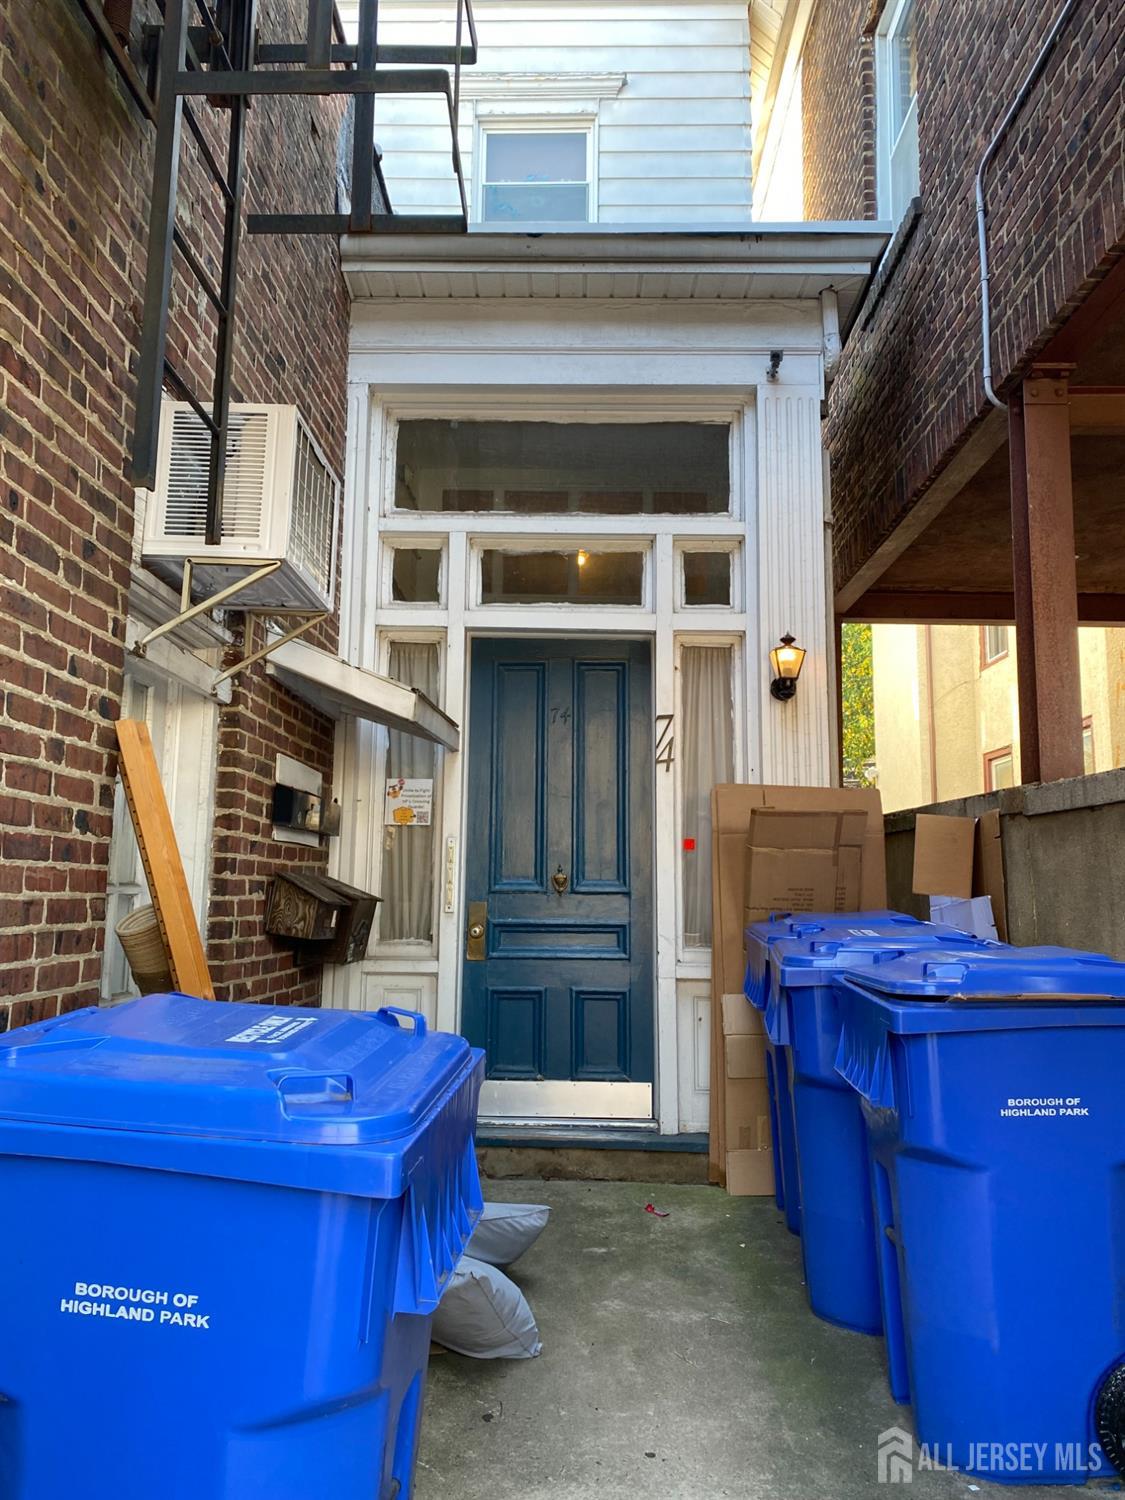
[480,128,591,223]
[876,0,919,223]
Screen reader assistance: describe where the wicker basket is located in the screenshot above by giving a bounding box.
[116,904,173,995]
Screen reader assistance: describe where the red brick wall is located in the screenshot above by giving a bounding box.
[800,0,1125,592]
[0,0,351,1026]
[802,0,877,221]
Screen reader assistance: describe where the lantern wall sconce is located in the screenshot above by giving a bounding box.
[769,633,806,701]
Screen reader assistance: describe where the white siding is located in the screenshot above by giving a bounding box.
[339,1,753,224]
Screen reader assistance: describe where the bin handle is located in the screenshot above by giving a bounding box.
[376,1006,428,1039]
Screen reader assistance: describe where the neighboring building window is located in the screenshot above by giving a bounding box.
[680,645,735,948]
[984,746,1015,791]
[876,0,919,222]
[480,128,591,223]
[1082,717,1095,775]
[981,624,1009,666]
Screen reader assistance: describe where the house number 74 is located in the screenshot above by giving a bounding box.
[655,714,674,771]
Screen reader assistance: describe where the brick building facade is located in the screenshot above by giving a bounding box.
[788,0,1125,787]
[0,0,351,1027]
[802,0,1125,593]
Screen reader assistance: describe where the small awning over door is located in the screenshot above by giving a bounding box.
[266,638,460,750]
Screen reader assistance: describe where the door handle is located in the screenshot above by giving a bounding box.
[552,865,569,895]
[466,900,487,960]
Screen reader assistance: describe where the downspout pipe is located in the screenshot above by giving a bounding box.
[975,0,1082,409]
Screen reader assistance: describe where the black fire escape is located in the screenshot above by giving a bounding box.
[73,0,476,532]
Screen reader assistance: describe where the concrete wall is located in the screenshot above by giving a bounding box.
[884,770,1125,960]
[340,0,753,223]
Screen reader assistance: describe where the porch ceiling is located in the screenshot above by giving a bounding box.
[842,434,1125,624]
[340,224,890,328]
[841,256,1125,621]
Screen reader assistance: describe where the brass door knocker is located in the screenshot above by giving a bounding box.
[551,865,569,895]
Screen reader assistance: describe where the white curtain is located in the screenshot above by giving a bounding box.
[381,643,440,942]
[681,645,734,948]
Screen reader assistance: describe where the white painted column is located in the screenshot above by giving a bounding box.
[755,383,833,786]
[652,533,678,1133]
[435,531,468,1036]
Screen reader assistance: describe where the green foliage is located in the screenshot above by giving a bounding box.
[841,622,876,787]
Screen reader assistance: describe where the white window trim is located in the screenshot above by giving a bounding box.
[474,114,599,226]
[875,0,919,224]
[460,71,626,103]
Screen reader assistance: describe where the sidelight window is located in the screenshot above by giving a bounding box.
[680,645,735,948]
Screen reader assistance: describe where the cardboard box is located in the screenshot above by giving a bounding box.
[725,1149,776,1197]
[711,785,886,1003]
[910,809,1008,940]
[708,784,886,1187]
[974,809,1008,942]
[744,808,868,923]
[912,813,975,898]
[720,994,770,1163]
[929,893,999,941]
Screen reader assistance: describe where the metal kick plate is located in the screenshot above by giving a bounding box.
[466,900,487,961]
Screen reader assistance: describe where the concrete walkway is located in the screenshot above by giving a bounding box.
[416,1179,1096,1500]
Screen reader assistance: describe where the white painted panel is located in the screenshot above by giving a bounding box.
[598,152,751,179]
[676,978,712,1133]
[353,969,438,1024]
[756,386,832,785]
[597,124,752,151]
[599,179,752,207]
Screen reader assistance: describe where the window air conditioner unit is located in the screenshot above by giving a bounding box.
[142,403,340,613]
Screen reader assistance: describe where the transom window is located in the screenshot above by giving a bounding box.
[480,549,644,606]
[394,420,731,515]
[481,129,591,224]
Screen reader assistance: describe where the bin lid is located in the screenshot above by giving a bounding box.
[845,946,1125,1005]
[0,993,473,1149]
[769,917,998,983]
[745,909,909,946]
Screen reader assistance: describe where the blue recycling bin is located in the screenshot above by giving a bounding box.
[835,948,1125,1485]
[745,912,847,1232]
[754,914,998,1343]
[0,993,485,1500]
[744,912,908,1230]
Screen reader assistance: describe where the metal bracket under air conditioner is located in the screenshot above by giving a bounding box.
[131,558,327,692]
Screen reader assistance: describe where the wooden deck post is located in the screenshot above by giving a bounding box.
[1009,369,1084,784]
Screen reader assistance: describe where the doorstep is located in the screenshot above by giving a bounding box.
[476,1129,710,1185]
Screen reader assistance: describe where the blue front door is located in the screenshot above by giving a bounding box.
[462,639,654,1101]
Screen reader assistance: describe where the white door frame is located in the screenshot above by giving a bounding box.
[329,317,834,1134]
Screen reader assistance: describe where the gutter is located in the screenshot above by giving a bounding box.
[976,0,1082,408]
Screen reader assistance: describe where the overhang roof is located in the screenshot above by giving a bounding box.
[267,638,460,749]
[340,224,891,330]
